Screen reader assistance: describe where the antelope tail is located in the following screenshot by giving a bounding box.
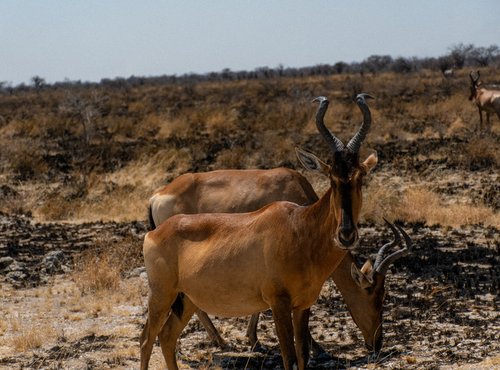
[147,204,156,230]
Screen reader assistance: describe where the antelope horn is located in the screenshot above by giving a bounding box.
[469,71,480,84]
[312,96,345,153]
[346,93,374,153]
[375,221,412,275]
[374,218,401,270]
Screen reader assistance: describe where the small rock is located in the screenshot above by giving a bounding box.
[6,270,27,282]
[0,256,15,271]
[42,250,67,274]
[127,267,146,278]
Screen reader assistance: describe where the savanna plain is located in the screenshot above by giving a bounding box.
[0,68,499,369]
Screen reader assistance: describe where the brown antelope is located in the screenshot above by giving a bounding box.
[140,94,403,370]
[148,167,320,350]
[469,70,500,131]
[148,168,318,231]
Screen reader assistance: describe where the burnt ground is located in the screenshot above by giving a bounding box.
[0,132,499,369]
[0,213,498,369]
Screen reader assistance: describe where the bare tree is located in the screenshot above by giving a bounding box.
[30,76,46,90]
[59,90,106,143]
[448,43,474,69]
[469,45,500,67]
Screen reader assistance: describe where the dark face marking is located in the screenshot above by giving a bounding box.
[332,151,359,181]
[331,150,363,248]
[469,84,477,101]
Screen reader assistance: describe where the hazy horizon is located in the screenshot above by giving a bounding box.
[1,1,499,85]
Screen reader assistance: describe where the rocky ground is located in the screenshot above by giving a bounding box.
[0,213,498,369]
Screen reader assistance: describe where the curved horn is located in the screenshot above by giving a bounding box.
[469,71,480,84]
[373,218,401,270]
[312,96,345,153]
[346,93,374,153]
[375,221,412,275]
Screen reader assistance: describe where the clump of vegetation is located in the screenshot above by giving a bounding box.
[72,235,142,294]
[398,187,499,227]
[8,315,56,352]
[463,136,499,169]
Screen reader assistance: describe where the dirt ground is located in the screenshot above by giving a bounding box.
[0,76,499,369]
[0,208,498,369]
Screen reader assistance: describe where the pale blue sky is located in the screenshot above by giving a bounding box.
[1,1,499,85]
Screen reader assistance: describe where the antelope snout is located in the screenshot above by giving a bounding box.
[337,227,358,249]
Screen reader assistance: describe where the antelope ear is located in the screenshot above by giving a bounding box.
[360,259,374,275]
[295,147,330,175]
[361,152,378,174]
[351,263,374,289]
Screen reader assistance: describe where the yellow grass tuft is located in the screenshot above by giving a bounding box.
[398,187,499,227]
[9,316,56,352]
[73,253,121,294]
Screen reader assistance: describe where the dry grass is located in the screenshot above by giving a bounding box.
[1,67,498,226]
[72,251,120,294]
[0,271,149,361]
[397,187,498,227]
[10,323,53,351]
[71,234,142,294]
[361,179,401,224]
[4,313,57,352]
[362,179,499,228]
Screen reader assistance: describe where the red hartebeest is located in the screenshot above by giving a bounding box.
[148,167,320,350]
[469,70,500,131]
[140,95,411,370]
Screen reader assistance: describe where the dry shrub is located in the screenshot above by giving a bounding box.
[72,233,143,295]
[35,180,89,220]
[36,147,192,222]
[438,94,472,123]
[443,135,499,171]
[37,197,77,220]
[205,109,238,134]
[2,139,48,181]
[0,316,6,332]
[73,252,121,294]
[463,136,499,169]
[250,132,296,168]
[83,148,191,221]
[106,116,136,137]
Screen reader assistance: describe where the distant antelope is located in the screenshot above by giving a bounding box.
[140,95,412,370]
[469,71,500,131]
[443,68,454,78]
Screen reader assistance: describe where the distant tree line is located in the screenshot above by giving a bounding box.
[1,43,499,93]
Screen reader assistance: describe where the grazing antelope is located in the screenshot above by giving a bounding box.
[469,71,500,131]
[140,94,388,370]
[148,168,318,231]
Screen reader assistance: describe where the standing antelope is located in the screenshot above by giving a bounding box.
[148,167,321,350]
[140,95,409,370]
[469,71,500,131]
